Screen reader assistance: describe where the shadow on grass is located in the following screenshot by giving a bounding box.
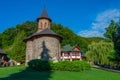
[0,67,52,80]
[0,39,54,80]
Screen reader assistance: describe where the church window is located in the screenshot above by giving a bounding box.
[41,22,43,29]
[44,22,47,28]
[48,23,50,28]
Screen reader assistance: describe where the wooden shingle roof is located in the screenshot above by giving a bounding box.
[37,8,52,22]
[24,28,62,42]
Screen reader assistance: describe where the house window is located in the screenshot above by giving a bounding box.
[72,53,76,56]
[64,53,69,57]
[75,52,79,56]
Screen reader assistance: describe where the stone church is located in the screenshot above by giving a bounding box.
[24,8,62,64]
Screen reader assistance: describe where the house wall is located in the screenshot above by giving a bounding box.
[61,52,82,61]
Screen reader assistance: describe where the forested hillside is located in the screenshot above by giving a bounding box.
[0,21,104,63]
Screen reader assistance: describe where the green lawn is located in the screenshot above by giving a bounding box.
[0,66,120,80]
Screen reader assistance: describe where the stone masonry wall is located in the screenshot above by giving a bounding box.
[26,36,61,64]
[26,41,33,64]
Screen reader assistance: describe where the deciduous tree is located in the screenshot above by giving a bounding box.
[11,31,26,63]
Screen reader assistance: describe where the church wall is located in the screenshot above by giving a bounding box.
[26,36,61,64]
[33,36,61,62]
[26,40,33,64]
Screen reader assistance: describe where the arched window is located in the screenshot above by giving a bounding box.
[44,22,47,28]
[48,23,50,28]
[41,22,43,29]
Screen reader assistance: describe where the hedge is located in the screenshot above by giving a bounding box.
[28,59,91,72]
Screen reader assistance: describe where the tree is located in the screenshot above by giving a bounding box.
[0,34,2,48]
[104,20,118,42]
[51,23,89,52]
[16,21,37,36]
[114,23,120,60]
[104,20,120,64]
[1,21,105,64]
[2,27,16,48]
[86,41,115,67]
[10,31,26,63]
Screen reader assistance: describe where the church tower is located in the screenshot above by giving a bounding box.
[24,8,62,65]
[37,8,52,32]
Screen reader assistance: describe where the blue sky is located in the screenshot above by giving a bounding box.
[0,0,120,37]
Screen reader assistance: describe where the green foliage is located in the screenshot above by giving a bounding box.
[0,21,105,64]
[104,20,118,41]
[11,31,26,63]
[51,23,93,52]
[51,24,77,46]
[0,21,37,63]
[28,59,91,72]
[104,20,120,65]
[28,59,52,71]
[1,27,16,48]
[1,21,37,48]
[87,37,108,42]
[16,21,37,36]
[86,41,116,67]
[52,61,91,71]
[114,24,120,58]
[0,34,2,48]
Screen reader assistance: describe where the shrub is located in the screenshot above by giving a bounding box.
[28,59,91,72]
[28,59,52,71]
[52,61,91,71]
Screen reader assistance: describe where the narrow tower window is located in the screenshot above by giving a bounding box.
[44,22,47,28]
[41,22,43,29]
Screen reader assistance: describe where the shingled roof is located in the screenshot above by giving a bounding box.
[0,49,6,54]
[62,44,81,52]
[37,8,52,22]
[24,28,62,42]
[62,44,73,52]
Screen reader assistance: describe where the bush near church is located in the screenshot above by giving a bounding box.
[28,59,91,72]
[28,59,52,71]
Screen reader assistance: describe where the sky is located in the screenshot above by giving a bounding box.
[0,0,120,37]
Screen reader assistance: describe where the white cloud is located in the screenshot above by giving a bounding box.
[78,30,103,37]
[78,9,120,37]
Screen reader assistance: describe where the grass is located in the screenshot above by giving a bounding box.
[0,66,120,80]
